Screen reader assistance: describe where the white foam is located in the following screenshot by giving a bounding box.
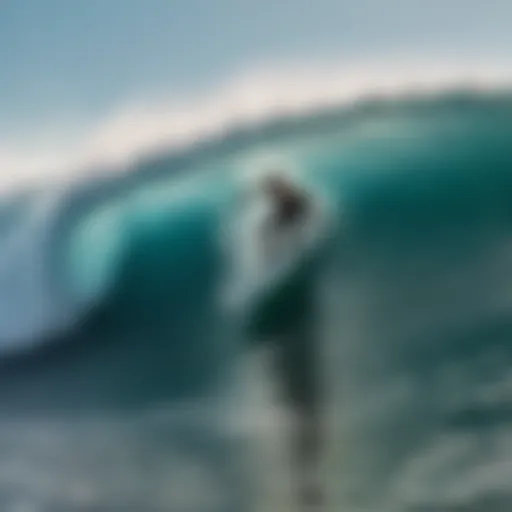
[0,59,511,194]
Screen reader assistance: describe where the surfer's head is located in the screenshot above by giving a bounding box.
[260,171,309,225]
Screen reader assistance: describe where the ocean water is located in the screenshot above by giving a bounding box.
[0,91,512,511]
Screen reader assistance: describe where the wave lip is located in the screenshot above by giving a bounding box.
[1,60,511,194]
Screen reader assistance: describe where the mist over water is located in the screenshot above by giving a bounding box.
[0,91,511,510]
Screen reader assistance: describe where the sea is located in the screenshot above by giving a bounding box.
[0,91,512,511]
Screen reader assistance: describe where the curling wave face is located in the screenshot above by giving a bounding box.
[0,92,511,510]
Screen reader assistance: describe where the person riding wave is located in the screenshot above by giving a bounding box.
[221,167,333,508]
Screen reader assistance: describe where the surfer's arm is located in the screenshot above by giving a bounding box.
[219,204,268,311]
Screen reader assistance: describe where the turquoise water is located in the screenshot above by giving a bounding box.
[0,92,512,509]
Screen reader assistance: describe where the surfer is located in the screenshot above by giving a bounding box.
[223,168,330,508]
[262,171,325,507]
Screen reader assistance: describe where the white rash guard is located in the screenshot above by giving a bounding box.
[221,186,330,314]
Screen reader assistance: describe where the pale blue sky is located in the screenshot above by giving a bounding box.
[1,0,511,138]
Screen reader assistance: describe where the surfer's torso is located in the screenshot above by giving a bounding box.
[222,179,329,316]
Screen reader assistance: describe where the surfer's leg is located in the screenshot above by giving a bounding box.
[272,319,323,507]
